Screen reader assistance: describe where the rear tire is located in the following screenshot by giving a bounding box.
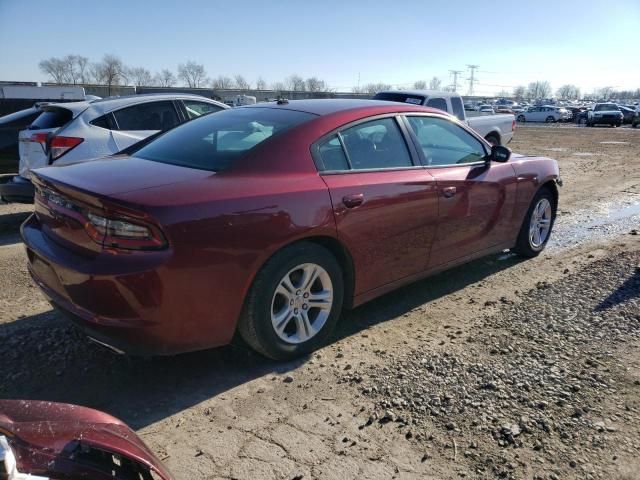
[512,187,556,258]
[238,242,344,360]
[517,115,525,123]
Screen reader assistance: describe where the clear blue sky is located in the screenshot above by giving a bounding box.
[1,0,638,95]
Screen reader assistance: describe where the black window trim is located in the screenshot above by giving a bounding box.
[400,113,490,169]
[311,113,422,175]
[109,100,181,131]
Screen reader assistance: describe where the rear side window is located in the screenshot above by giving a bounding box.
[30,108,72,129]
[113,101,179,131]
[426,98,447,112]
[133,107,315,172]
[90,114,113,129]
[373,92,425,105]
[183,100,224,119]
[450,97,465,121]
[317,117,413,171]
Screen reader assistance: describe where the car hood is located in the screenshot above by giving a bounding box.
[0,399,173,479]
[33,154,212,197]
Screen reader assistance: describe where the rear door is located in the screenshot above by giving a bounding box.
[110,101,180,150]
[314,115,439,296]
[403,114,517,267]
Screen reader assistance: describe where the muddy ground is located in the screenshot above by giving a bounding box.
[0,125,639,479]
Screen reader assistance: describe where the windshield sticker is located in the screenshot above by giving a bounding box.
[405,98,422,105]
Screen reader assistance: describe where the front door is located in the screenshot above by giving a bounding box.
[314,116,439,296]
[403,115,517,268]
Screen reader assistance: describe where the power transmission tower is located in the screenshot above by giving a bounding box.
[449,70,462,92]
[466,64,479,96]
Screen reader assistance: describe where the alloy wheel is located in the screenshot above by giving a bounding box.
[270,263,333,344]
[529,198,552,248]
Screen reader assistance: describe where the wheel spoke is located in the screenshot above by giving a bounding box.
[274,308,294,334]
[281,274,296,294]
[300,265,319,291]
[295,311,314,342]
[307,290,332,310]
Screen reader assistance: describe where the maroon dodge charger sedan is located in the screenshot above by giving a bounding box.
[0,400,173,479]
[21,99,560,359]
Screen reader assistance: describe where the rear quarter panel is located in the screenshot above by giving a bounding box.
[510,156,560,238]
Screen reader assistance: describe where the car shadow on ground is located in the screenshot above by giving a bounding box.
[0,251,524,430]
[0,210,30,235]
[595,267,640,311]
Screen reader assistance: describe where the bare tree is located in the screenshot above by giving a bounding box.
[306,77,328,92]
[286,75,306,91]
[497,89,511,98]
[75,56,90,84]
[596,86,614,100]
[527,81,552,100]
[513,85,526,100]
[556,84,580,100]
[429,76,442,90]
[177,61,208,88]
[212,75,234,89]
[362,83,392,94]
[234,75,250,90]
[38,57,67,84]
[155,69,176,87]
[255,77,267,90]
[272,81,286,92]
[128,67,153,87]
[413,80,427,89]
[94,54,126,95]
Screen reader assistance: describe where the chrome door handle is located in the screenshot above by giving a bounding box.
[342,193,364,208]
[442,186,457,198]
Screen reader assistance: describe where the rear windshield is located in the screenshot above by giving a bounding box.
[30,108,73,129]
[132,107,315,172]
[594,104,619,111]
[373,92,425,105]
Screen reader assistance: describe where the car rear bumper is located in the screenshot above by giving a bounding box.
[21,214,239,355]
[0,175,34,203]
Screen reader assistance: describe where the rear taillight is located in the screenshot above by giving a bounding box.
[85,212,167,250]
[36,185,166,251]
[30,132,49,149]
[50,136,83,161]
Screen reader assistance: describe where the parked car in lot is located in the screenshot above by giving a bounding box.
[587,103,623,127]
[618,105,636,124]
[516,106,570,123]
[0,399,173,480]
[22,99,560,360]
[0,104,46,174]
[373,90,515,145]
[0,94,227,203]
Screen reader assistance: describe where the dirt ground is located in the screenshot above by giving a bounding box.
[0,124,639,479]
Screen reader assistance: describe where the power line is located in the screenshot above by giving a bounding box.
[466,64,479,96]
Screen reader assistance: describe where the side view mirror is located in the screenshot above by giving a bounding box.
[488,144,511,163]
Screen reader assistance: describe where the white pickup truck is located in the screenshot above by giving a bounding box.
[373,90,515,146]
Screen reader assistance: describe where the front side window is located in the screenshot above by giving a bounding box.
[183,100,224,120]
[133,107,314,172]
[406,116,487,166]
[426,98,447,112]
[113,101,179,131]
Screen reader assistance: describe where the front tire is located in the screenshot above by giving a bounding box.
[485,134,499,146]
[238,242,344,360]
[545,116,556,123]
[512,188,556,258]
[517,115,525,123]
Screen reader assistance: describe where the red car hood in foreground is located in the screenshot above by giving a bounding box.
[0,400,173,480]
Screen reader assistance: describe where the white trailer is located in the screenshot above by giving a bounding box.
[0,85,86,100]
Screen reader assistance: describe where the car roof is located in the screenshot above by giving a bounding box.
[377,89,457,98]
[248,98,438,116]
[43,93,226,116]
